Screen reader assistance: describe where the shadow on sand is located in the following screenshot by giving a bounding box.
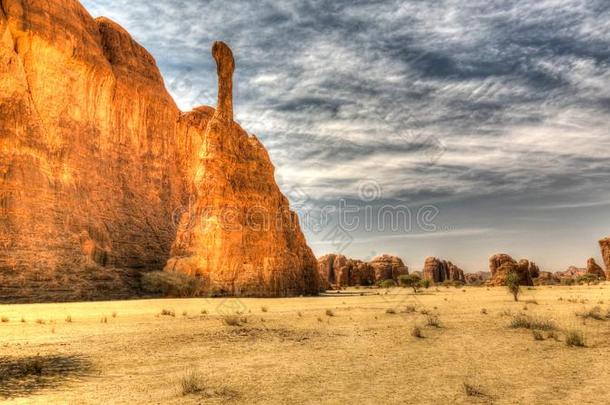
[0,354,93,398]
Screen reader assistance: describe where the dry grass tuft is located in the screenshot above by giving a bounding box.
[426,315,442,328]
[325,309,335,317]
[532,330,545,341]
[463,382,487,397]
[1,316,9,323]
[261,306,269,313]
[509,314,557,331]
[35,319,46,325]
[385,308,397,315]
[222,315,243,327]
[403,305,416,313]
[480,308,488,315]
[180,368,204,396]
[576,306,607,321]
[161,309,176,317]
[411,326,424,338]
[565,329,586,347]
[65,316,72,323]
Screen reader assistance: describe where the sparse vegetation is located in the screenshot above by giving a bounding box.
[161,309,176,317]
[480,308,488,315]
[565,329,585,347]
[1,316,9,323]
[426,315,441,328]
[505,269,521,302]
[463,382,486,397]
[524,299,539,305]
[379,279,396,289]
[576,306,607,321]
[35,319,46,324]
[404,305,416,313]
[180,368,205,396]
[222,315,243,327]
[398,274,422,293]
[509,314,557,331]
[65,315,72,323]
[201,309,208,315]
[101,316,108,323]
[532,330,545,341]
[112,312,117,318]
[325,309,335,317]
[261,306,268,313]
[411,325,424,338]
[385,308,397,314]
[141,271,204,297]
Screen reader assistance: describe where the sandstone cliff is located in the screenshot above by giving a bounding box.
[0,0,319,301]
[317,254,407,288]
[164,42,320,296]
[586,258,606,280]
[422,257,465,283]
[487,254,539,286]
[600,238,610,275]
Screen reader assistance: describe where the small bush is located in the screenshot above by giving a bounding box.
[261,306,268,313]
[524,299,539,305]
[411,326,424,338]
[222,315,242,327]
[325,309,335,317]
[101,316,108,323]
[506,269,521,302]
[480,308,488,315]
[404,305,416,313]
[426,315,441,328]
[380,279,396,289]
[386,308,397,315]
[398,275,422,292]
[65,316,72,323]
[317,317,323,322]
[421,279,431,289]
[112,312,117,318]
[547,330,560,341]
[463,382,486,397]
[161,309,176,317]
[1,316,9,323]
[180,369,204,396]
[577,274,599,285]
[20,317,25,323]
[141,271,204,298]
[182,311,188,317]
[565,329,585,347]
[201,309,208,315]
[297,311,303,317]
[35,319,46,325]
[510,314,557,331]
[561,278,575,286]
[532,330,545,341]
[576,306,606,321]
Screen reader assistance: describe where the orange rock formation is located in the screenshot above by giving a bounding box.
[0,0,319,301]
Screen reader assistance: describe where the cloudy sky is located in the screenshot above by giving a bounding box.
[82,0,610,272]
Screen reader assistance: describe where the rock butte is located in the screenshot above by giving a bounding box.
[600,238,610,275]
[0,0,319,301]
[422,257,465,284]
[317,254,407,288]
[487,254,539,286]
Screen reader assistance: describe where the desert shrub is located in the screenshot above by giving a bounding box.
[101,316,108,323]
[576,306,607,321]
[524,299,539,305]
[421,279,431,289]
[141,271,204,298]
[182,311,188,317]
[509,314,557,331]
[112,312,117,318]
[532,330,545,341]
[463,382,486,397]
[506,270,521,302]
[547,330,560,341]
[20,317,25,323]
[404,305,416,313]
[317,317,323,322]
[297,311,303,317]
[379,279,396,289]
[411,326,424,338]
[161,309,176,317]
[499,309,512,316]
[35,319,46,324]
[325,309,335,317]
[561,278,575,286]
[222,315,242,327]
[565,329,585,347]
[577,274,599,285]
[65,315,72,323]
[201,309,208,315]
[454,281,465,288]
[480,308,488,315]
[426,315,441,328]
[180,369,204,395]
[398,274,422,293]
[1,316,9,323]
[386,308,397,315]
[261,306,269,313]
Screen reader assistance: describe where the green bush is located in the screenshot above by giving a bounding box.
[141,271,204,297]
[576,274,599,285]
[379,279,396,289]
[560,278,575,286]
[398,274,422,292]
[421,279,431,289]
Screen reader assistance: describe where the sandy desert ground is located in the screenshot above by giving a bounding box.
[1,284,610,404]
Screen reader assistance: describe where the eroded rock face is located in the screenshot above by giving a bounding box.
[464,272,491,284]
[369,255,409,281]
[600,238,610,274]
[0,0,319,300]
[487,254,538,286]
[586,258,606,280]
[422,257,465,283]
[317,254,407,287]
[316,254,375,288]
[164,42,320,297]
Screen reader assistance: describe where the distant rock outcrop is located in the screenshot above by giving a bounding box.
[557,266,586,279]
[600,238,610,275]
[586,258,606,280]
[369,255,409,282]
[465,272,491,284]
[317,254,407,288]
[488,254,538,286]
[422,257,465,283]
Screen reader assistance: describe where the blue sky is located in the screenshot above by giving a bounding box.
[82,0,610,272]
